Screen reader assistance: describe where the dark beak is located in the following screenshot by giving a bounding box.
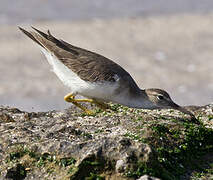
[171,102,198,123]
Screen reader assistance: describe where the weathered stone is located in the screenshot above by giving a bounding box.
[0,104,212,179]
[137,175,160,180]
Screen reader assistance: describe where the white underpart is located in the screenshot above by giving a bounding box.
[40,48,120,101]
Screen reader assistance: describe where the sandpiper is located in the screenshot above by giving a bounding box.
[19,27,195,119]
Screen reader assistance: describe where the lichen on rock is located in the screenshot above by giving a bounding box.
[0,104,212,179]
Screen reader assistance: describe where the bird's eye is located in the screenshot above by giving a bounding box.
[157,95,164,100]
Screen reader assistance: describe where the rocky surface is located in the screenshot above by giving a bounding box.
[0,104,212,179]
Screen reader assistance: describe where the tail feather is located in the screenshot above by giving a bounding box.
[19,26,79,56]
[31,26,49,39]
[31,26,61,45]
[18,26,46,49]
[31,26,60,45]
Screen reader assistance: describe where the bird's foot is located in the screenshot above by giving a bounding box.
[64,93,109,115]
[64,93,93,115]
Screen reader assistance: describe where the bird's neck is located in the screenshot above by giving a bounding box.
[137,90,154,109]
[124,89,155,109]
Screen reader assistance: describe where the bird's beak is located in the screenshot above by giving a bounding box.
[171,102,197,121]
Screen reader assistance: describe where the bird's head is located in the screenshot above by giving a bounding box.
[144,88,195,118]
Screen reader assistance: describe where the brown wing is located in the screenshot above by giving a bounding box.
[19,27,140,93]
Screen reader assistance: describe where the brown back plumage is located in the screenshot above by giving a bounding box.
[19,27,141,94]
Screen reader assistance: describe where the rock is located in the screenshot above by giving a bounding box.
[116,159,126,173]
[0,104,212,179]
[137,175,161,180]
[5,164,26,180]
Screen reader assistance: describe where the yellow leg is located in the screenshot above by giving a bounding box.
[64,93,94,115]
[64,93,110,114]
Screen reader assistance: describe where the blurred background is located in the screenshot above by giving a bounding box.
[0,0,213,112]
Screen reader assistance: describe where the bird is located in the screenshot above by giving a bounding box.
[19,27,195,119]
